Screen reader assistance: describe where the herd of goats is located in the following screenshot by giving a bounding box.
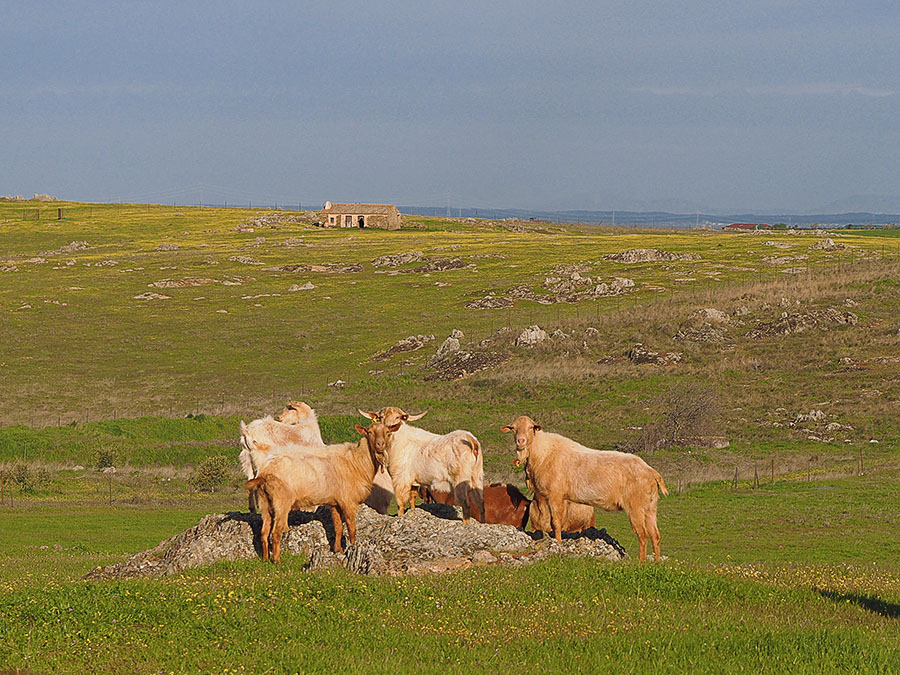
[239,402,667,564]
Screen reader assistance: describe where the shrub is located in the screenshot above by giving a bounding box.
[95,447,117,470]
[190,455,233,493]
[12,463,31,492]
[626,382,720,454]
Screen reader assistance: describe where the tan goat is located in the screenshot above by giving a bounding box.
[360,406,484,523]
[241,400,396,515]
[501,415,667,561]
[244,420,398,562]
[239,401,324,513]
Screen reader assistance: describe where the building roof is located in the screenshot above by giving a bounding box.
[322,203,399,215]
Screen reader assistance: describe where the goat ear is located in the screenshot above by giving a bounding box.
[533,424,542,432]
[358,409,378,420]
[500,425,512,433]
[388,422,402,432]
[355,424,367,435]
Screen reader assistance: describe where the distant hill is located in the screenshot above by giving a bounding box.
[399,206,900,228]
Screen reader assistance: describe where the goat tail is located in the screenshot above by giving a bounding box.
[655,472,669,497]
[245,477,266,493]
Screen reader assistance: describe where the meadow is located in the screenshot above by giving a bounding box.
[1,201,899,672]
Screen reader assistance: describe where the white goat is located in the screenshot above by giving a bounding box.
[360,406,484,523]
[240,400,394,514]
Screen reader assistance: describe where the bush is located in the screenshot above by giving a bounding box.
[95,447,117,470]
[12,463,31,492]
[9,463,51,493]
[190,455,233,493]
[626,382,720,454]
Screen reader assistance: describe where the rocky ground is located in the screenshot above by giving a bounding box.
[84,504,626,579]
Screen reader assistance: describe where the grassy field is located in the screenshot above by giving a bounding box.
[2,201,900,672]
[2,472,899,673]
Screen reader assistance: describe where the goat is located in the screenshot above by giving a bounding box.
[240,401,395,514]
[245,420,397,562]
[359,406,484,523]
[502,416,667,561]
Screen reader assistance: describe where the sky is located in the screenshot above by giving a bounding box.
[3,1,900,214]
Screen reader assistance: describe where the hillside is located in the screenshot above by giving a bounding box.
[2,201,899,482]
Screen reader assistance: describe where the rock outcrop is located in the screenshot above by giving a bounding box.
[84,505,625,579]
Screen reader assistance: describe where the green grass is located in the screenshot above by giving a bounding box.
[2,201,900,672]
[2,472,900,672]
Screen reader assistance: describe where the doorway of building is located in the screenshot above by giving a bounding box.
[358,216,365,228]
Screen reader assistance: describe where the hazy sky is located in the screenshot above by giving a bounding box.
[3,2,899,213]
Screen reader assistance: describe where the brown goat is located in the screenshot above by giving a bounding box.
[422,483,530,528]
[502,416,667,561]
[245,420,398,562]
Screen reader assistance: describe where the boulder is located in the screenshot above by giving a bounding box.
[515,325,549,347]
[84,505,625,579]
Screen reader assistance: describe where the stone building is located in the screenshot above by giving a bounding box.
[320,202,402,230]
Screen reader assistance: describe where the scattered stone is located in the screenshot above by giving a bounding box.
[267,263,363,274]
[425,350,509,381]
[694,308,729,324]
[228,255,263,265]
[328,379,346,388]
[675,325,727,343]
[810,238,846,251]
[155,243,179,251]
[428,329,465,366]
[400,257,473,274]
[0,265,17,272]
[133,292,170,300]
[604,248,700,263]
[793,410,827,426]
[372,251,424,267]
[627,344,682,365]
[39,241,90,256]
[746,308,858,339]
[288,282,316,291]
[551,329,569,340]
[375,334,436,361]
[585,327,601,337]
[515,325,549,347]
[763,241,792,249]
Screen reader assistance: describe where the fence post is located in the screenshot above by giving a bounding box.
[753,465,759,489]
[731,466,738,488]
